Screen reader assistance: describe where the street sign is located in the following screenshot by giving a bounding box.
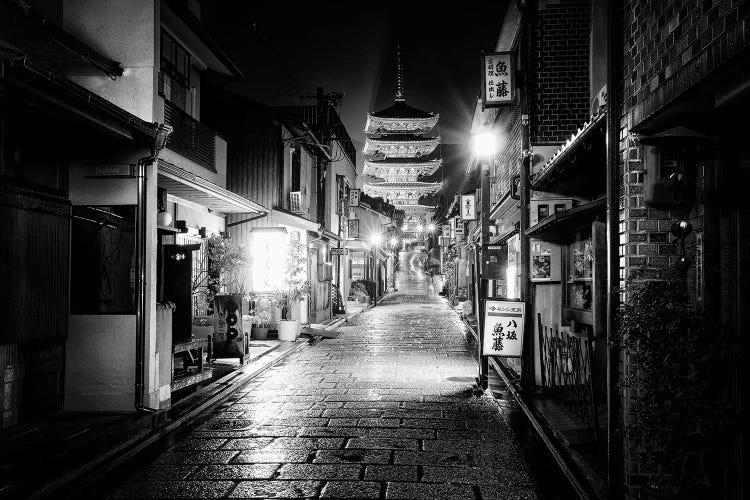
[482,300,525,357]
[349,189,360,207]
[84,164,136,178]
[331,248,347,256]
[442,225,450,238]
[454,217,464,234]
[461,194,476,221]
[482,52,514,107]
[347,219,359,239]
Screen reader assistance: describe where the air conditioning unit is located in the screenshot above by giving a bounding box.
[289,191,303,214]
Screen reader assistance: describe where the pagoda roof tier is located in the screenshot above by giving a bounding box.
[364,181,442,192]
[363,136,440,158]
[365,105,438,134]
[362,158,442,179]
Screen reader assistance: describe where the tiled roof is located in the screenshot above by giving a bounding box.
[370,101,434,119]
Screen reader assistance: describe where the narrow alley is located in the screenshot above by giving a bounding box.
[102,252,538,499]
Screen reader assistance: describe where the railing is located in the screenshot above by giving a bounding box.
[289,191,303,214]
[163,99,216,172]
[538,313,599,440]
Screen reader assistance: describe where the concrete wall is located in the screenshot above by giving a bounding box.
[63,0,158,122]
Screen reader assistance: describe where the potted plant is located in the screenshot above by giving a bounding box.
[274,239,311,341]
[250,310,273,340]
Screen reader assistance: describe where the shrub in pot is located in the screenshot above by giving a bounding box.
[274,239,311,341]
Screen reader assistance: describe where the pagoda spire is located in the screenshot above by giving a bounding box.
[395,45,405,102]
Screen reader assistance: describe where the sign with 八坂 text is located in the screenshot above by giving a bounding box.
[482,52,514,107]
[483,300,525,357]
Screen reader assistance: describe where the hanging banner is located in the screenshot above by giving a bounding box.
[482,52,514,107]
[483,300,525,357]
[347,219,359,239]
[349,189,361,207]
[461,194,476,221]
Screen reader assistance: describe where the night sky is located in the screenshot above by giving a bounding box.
[204,3,509,154]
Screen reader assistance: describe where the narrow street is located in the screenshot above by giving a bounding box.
[103,251,538,499]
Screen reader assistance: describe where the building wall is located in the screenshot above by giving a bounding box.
[530,0,591,146]
[618,0,750,496]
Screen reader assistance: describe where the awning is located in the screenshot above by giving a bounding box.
[525,197,606,240]
[531,112,606,194]
[158,160,268,214]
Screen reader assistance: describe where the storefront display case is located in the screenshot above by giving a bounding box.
[563,221,606,337]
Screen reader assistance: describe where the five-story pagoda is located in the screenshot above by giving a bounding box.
[363,48,442,232]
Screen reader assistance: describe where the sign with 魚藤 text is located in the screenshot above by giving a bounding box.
[461,194,476,221]
[483,300,525,357]
[347,219,359,239]
[349,189,360,207]
[482,52,514,107]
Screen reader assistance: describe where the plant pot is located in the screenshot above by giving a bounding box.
[251,327,269,340]
[277,320,298,342]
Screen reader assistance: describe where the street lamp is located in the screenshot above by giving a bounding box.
[472,129,498,392]
[428,223,436,232]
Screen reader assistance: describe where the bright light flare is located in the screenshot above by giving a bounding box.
[389,237,398,247]
[370,233,383,245]
[473,132,497,157]
[428,224,436,232]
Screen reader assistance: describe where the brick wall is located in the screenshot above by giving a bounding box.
[618,0,750,497]
[530,0,591,145]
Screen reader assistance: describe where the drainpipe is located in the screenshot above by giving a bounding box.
[605,0,622,497]
[135,124,171,412]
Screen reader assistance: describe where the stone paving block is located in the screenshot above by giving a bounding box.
[107,480,235,498]
[401,418,466,430]
[320,481,381,498]
[356,417,401,428]
[479,484,539,499]
[228,480,322,498]
[345,437,419,450]
[392,450,471,466]
[276,463,361,480]
[343,401,401,409]
[297,426,368,438]
[239,426,300,437]
[327,418,359,427]
[220,437,274,450]
[313,449,391,464]
[321,408,383,419]
[385,481,474,500]
[153,450,239,465]
[132,465,199,481]
[363,465,418,482]
[367,427,435,439]
[171,438,228,451]
[263,437,346,450]
[381,409,443,419]
[231,449,311,464]
[190,463,280,480]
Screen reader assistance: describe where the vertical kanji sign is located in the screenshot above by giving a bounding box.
[482,52,514,107]
[461,194,476,221]
[483,300,525,357]
[349,189,360,207]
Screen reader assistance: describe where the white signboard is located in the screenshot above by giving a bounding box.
[347,219,359,239]
[482,52,514,107]
[483,300,525,357]
[461,194,476,221]
[454,217,464,234]
[442,225,450,238]
[349,189,361,207]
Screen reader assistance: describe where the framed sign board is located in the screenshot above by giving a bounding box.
[482,52,514,107]
[461,194,476,221]
[349,189,360,207]
[483,299,525,357]
[347,219,359,239]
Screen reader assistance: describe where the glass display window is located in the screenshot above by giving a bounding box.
[566,226,593,311]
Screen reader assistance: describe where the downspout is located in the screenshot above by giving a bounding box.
[605,0,622,497]
[135,124,171,412]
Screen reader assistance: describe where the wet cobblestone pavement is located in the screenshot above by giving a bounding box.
[106,252,538,499]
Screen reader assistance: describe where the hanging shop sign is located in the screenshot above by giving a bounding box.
[442,225,451,238]
[331,247,348,256]
[453,217,464,234]
[349,189,361,207]
[483,299,525,357]
[347,219,359,239]
[482,51,514,107]
[461,194,477,221]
